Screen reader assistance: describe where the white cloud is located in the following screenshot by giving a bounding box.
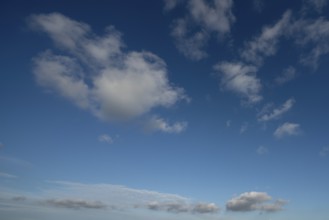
[147,201,219,214]
[274,122,301,138]
[98,134,113,144]
[215,62,262,104]
[319,147,329,157]
[258,98,295,122]
[289,17,329,68]
[226,192,286,212]
[145,116,187,134]
[163,0,185,11]
[28,13,187,130]
[169,0,235,60]
[0,172,17,179]
[241,10,292,66]
[256,146,269,155]
[275,66,296,85]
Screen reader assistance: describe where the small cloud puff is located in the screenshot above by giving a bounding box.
[274,122,301,138]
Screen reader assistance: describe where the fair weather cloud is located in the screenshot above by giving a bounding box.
[258,98,295,122]
[145,116,187,134]
[28,13,187,132]
[319,147,329,157]
[226,192,287,212]
[256,146,269,155]
[168,0,235,60]
[274,122,301,138]
[275,66,296,85]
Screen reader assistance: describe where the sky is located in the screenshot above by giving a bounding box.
[1,0,329,219]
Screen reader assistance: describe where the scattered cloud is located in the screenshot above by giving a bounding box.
[145,116,187,134]
[256,146,269,155]
[241,10,292,66]
[319,147,329,157]
[258,98,295,122]
[275,66,296,85]
[226,120,231,127]
[28,13,187,130]
[0,172,17,179]
[169,0,235,60]
[289,17,329,68]
[147,201,219,214]
[98,134,113,144]
[45,198,106,209]
[215,62,262,104]
[226,192,286,213]
[274,122,301,138]
[240,122,249,134]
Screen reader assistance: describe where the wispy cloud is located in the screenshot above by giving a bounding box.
[28,13,187,132]
[258,98,295,122]
[145,116,187,134]
[98,134,113,144]
[241,11,292,66]
[226,192,287,212]
[168,0,235,60]
[274,122,301,138]
[319,147,329,157]
[147,201,219,214]
[0,172,17,179]
[256,146,269,155]
[215,62,262,104]
[275,66,296,85]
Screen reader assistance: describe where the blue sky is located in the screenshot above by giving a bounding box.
[1,0,329,219]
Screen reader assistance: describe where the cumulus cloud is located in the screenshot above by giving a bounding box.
[169,0,235,60]
[274,122,301,138]
[258,98,295,122]
[214,62,262,104]
[226,192,286,212]
[163,0,185,11]
[28,13,187,129]
[241,10,292,66]
[45,198,106,209]
[145,116,187,134]
[275,66,296,85]
[98,134,113,144]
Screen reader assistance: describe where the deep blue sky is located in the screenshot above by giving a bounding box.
[1,1,329,220]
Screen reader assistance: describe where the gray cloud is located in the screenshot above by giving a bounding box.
[256,146,269,155]
[319,147,329,157]
[226,192,286,213]
[45,198,106,209]
[147,201,219,214]
[28,13,187,130]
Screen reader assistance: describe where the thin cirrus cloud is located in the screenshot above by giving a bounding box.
[28,13,188,131]
[0,172,17,179]
[147,201,219,214]
[98,134,113,144]
[258,98,295,122]
[226,191,287,213]
[45,199,107,209]
[274,122,301,138]
[167,0,235,60]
